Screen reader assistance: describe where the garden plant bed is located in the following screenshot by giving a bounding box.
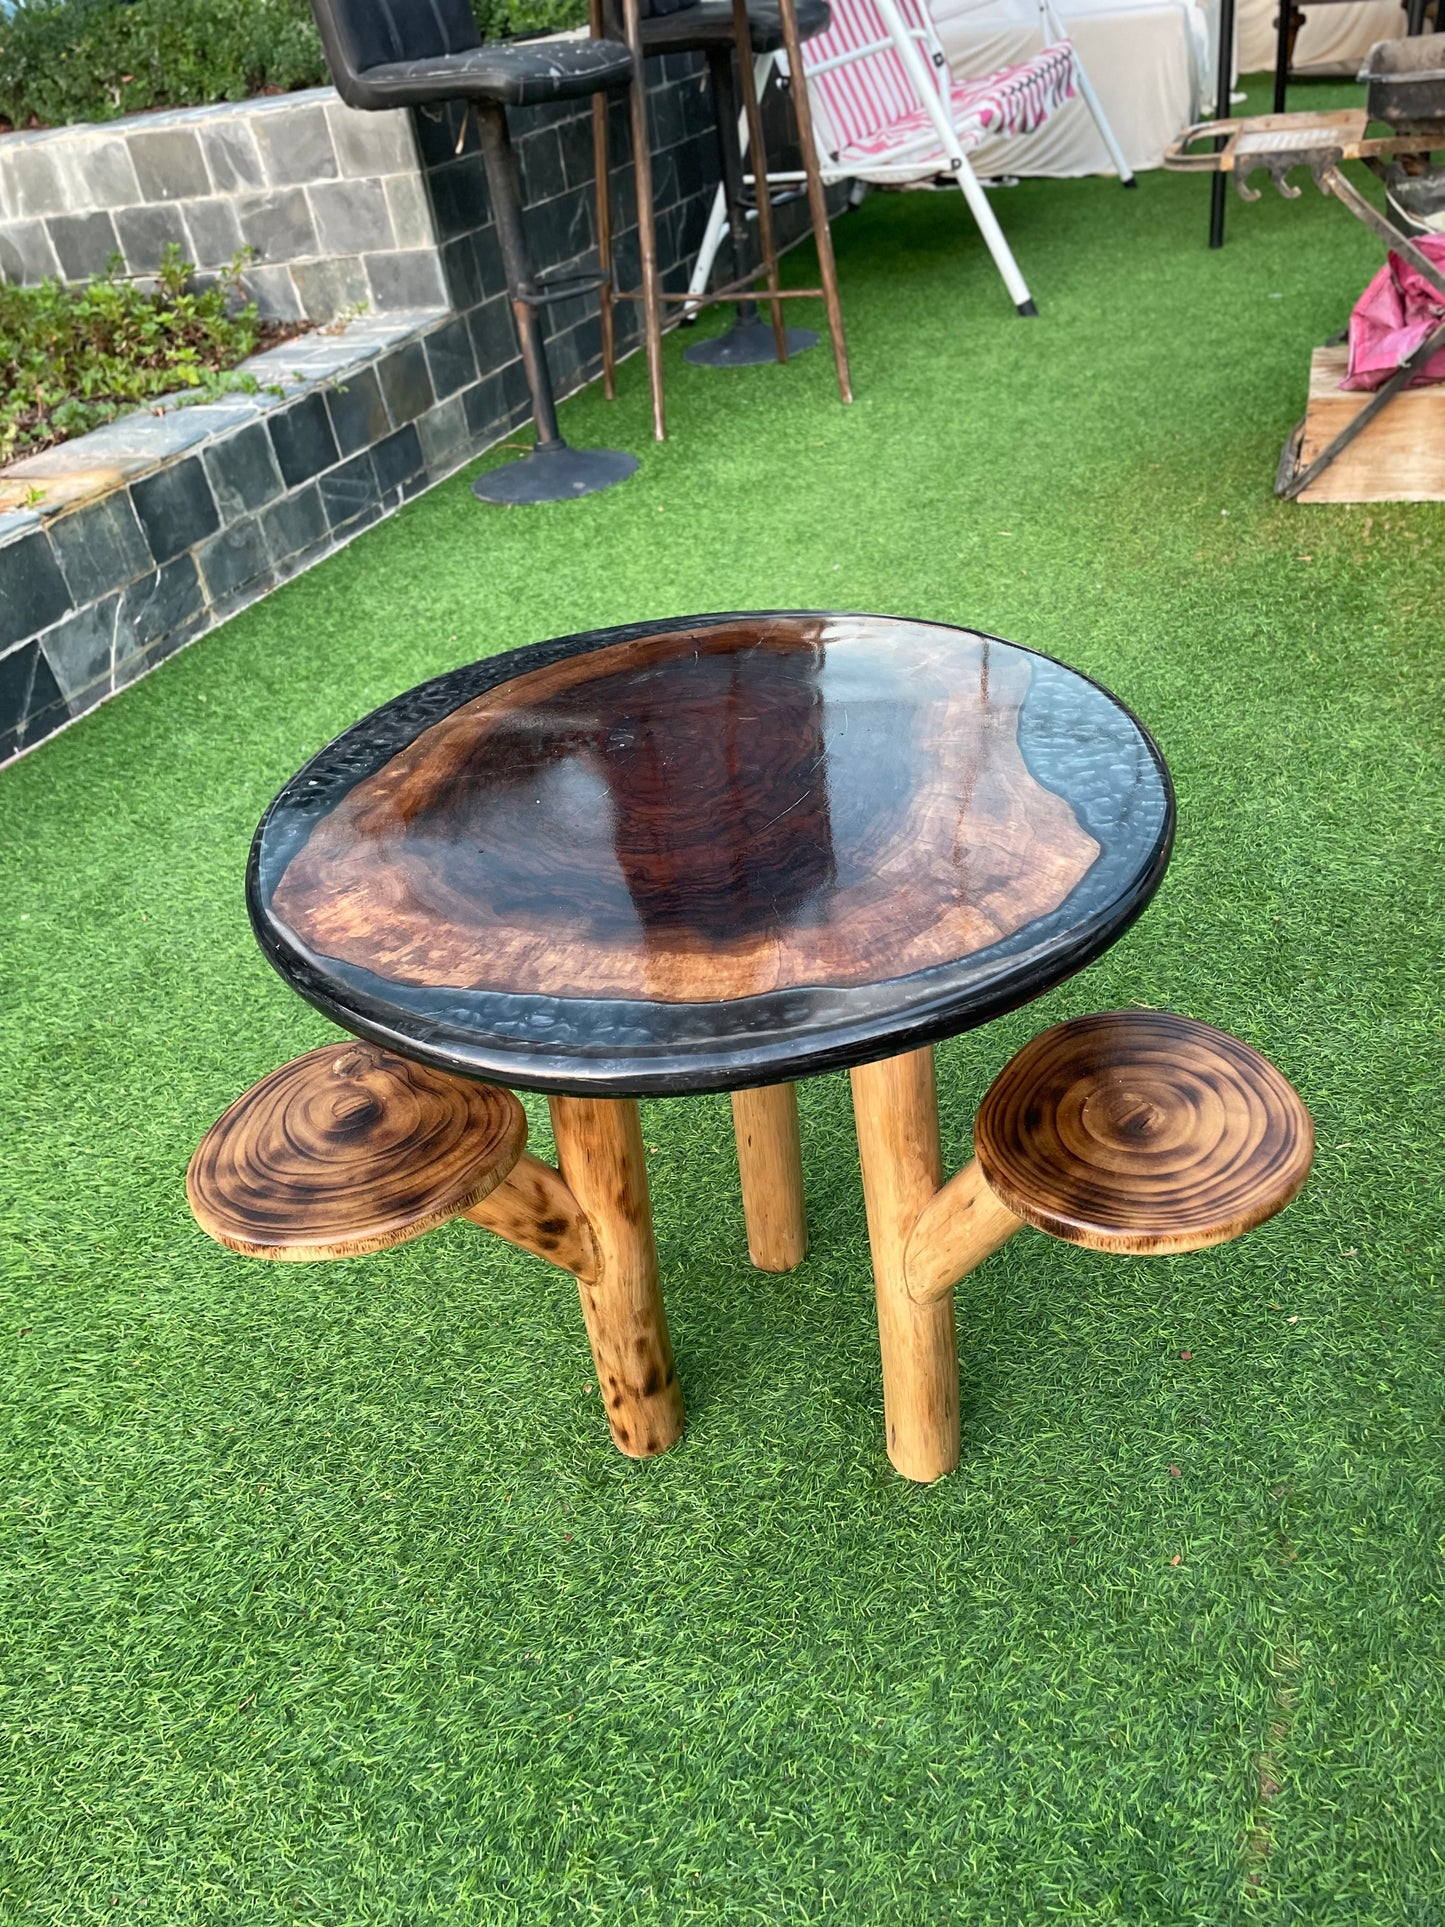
[1,249,313,467]
[0,0,587,134]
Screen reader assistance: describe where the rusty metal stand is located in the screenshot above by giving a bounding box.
[587,0,667,437]
[592,0,853,431]
[1208,0,1238,246]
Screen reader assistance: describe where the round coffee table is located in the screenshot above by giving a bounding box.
[249,613,1173,1476]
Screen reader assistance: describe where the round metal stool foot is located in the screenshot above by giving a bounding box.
[683,316,819,367]
[471,442,638,506]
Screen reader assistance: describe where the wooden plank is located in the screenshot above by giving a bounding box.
[1297,344,1445,502]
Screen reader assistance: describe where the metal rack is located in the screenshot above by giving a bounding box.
[1167,40,1445,496]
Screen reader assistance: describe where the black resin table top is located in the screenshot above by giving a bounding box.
[249,613,1174,1096]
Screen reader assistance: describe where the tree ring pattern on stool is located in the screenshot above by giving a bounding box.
[187,1042,527,1260]
[974,1011,1313,1254]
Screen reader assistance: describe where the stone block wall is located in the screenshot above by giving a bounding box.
[0,89,446,319]
[0,311,477,762]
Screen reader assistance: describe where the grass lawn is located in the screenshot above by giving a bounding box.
[2,76,1442,1925]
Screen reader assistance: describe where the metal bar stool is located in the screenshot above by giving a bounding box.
[307,0,662,502]
[593,0,853,416]
[642,0,837,365]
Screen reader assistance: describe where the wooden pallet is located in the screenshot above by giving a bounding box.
[1293,344,1445,502]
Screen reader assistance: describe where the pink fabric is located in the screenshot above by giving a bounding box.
[1342,235,1445,392]
[801,0,1076,170]
[803,0,924,152]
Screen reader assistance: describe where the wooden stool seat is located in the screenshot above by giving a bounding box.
[974,1011,1314,1255]
[187,1042,526,1260]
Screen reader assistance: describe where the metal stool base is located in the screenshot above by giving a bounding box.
[683,316,819,366]
[471,441,639,505]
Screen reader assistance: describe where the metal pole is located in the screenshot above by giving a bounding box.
[732,0,789,358]
[707,45,761,326]
[1273,1,1292,115]
[589,0,617,400]
[476,103,564,450]
[1209,0,1237,248]
[622,0,668,440]
[775,0,853,399]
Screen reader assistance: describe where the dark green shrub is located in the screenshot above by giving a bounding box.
[0,0,590,131]
[0,0,326,129]
[0,247,266,463]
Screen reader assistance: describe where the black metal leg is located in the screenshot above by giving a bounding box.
[476,103,564,450]
[683,46,818,368]
[712,48,754,311]
[471,102,637,505]
[1209,0,1238,248]
[1273,1,1292,114]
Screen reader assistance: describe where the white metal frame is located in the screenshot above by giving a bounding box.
[686,0,1134,316]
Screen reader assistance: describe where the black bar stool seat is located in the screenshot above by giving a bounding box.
[335,37,636,110]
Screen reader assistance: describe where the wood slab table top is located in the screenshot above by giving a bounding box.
[248,613,1174,1095]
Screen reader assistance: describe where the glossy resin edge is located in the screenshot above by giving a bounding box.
[246,613,1175,1096]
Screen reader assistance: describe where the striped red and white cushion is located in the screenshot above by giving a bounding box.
[800,0,1076,173]
[802,0,924,153]
[832,42,1076,167]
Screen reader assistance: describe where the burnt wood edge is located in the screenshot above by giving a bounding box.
[904,1132,1314,1297]
[242,611,1175,1097]
[463,1150,600,1282]
[901,1038,1315,1299]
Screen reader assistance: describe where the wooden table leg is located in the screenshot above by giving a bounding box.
[731,1083,808,1273]
[849,1048,960,1482]
[548,1094,685,1458]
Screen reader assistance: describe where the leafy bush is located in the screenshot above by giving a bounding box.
[0,0,325,129]
[0,0,589,131]
[0,247,266,464]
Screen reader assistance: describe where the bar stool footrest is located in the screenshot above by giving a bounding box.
[519,269,612,307]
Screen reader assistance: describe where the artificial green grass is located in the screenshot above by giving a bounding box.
[2,77,1443,1924]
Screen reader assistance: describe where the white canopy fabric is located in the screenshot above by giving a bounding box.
[929,0,1410,178]
[1237,0,1408,73]
[929,0,1218,175]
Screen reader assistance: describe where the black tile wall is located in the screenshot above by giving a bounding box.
[260,482,329,565]
[377,340,434,424]
[327,366,391,457]
[317,450,381,530]
[268,393,342,490]
[1,531,73,648]
[196,516,272,600]
[131,457,221,563]
[423,315,476,400]
[122,556,206,650]
[0,640,40,760]
[203,420,287,518]
[48,493,152,605]
[371,424,425,496]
